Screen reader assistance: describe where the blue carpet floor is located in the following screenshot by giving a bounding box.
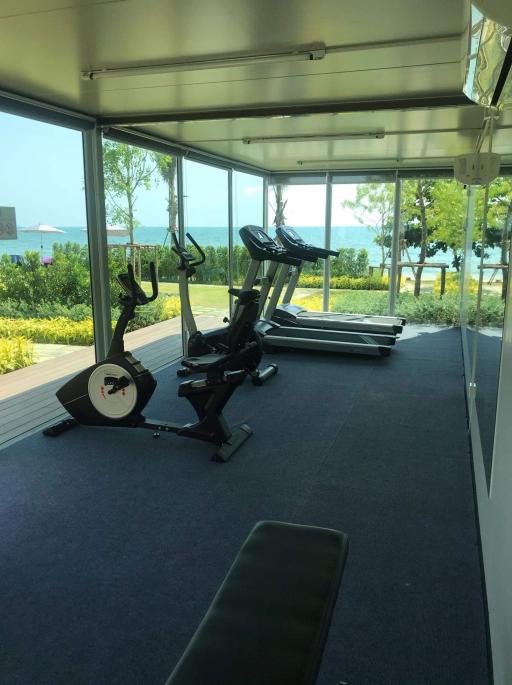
[0,326,489,684]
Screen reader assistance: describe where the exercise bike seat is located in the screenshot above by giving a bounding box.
[182,353,226,370]
[228,288,259,304]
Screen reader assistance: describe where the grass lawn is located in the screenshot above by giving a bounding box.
[145,281,505,326]
[144,281,230,309]
[146,282,325,310]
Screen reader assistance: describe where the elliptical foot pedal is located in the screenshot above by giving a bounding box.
[212,424,253,463]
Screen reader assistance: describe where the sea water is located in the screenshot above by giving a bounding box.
[0,225,497,277]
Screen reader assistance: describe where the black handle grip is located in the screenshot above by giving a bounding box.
[171,231,180,251]
[127,263,138,297]
[123,262,158,303]
[148,262,159,301]
[186,233,206,266]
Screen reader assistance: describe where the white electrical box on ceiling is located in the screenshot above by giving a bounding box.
[453,152,501,185]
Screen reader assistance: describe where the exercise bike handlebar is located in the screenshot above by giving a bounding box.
[185,233,206,266]
[122,262,159,305]
[171,231,206,268]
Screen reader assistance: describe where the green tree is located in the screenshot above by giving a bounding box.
[342,183,394,271]
[401,179,439,297]
[152,153,178,233]
[271,184,287,226]
[484,178,512,298]
[428,180,467,272]
[102,141,156,244]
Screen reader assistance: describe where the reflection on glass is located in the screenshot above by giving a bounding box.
[183,160,229,320]
[464,5,512,107]
[268,183,326,311]
[474,177,511,489]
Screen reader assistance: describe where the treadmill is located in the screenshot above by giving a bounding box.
[239,225,393,357]
[273,225,406,337]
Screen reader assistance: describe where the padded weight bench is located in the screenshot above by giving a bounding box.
[165,520,349,685]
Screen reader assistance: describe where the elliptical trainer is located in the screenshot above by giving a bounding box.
[43,263,254,462]
[171,232,277,385]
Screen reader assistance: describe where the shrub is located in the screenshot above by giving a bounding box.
[0,318,95,345]
[330,247,369,277]
[0,295,181,346]
[124,295,180,332]
[163,296,181,319]
[432,272,479,295]
[298,274,388,290]
[327,291,505,327]
[0,336,34,374]
[0,299,93,321]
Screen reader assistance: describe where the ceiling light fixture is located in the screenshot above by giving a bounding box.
[242,131,385,144]
[82,44,326,80]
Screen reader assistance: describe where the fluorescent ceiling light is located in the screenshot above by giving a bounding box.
[82,44,326,80]
[242,132,385,144]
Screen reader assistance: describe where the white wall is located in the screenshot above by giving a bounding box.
[461,236,512,685]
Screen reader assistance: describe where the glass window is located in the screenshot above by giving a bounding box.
[102,140,182,370]
[183,160,230,320]
[330,182,395,316]
[268,183,326,311]
[474,176,512,488]
[233,171,264,288]
[395,178,467,324]
[0,113,91,382]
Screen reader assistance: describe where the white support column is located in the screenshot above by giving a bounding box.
[82,128,111,361]
[323,173,332,312]
[388,174,401,315]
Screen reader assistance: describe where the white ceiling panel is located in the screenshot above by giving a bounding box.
[3,0,510,170]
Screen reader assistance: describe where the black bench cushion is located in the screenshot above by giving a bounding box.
[165,520,349,685]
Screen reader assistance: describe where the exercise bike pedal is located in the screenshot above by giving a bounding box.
[43,418,78,436]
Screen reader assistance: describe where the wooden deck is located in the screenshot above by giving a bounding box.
[0,315,221,450]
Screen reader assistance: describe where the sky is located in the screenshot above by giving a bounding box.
[0,112,357,228]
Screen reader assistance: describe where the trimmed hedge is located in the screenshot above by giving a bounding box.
[0,296,181,346]
[298,274,388,290]
[0,336,34,374]
[324,291,504,327]
[0,318,95,345]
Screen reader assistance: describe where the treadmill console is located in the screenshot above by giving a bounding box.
[239,225,301,265]
[278,226,307,246]
[276,225,339,260]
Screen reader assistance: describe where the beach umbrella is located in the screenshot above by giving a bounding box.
[20,223,66,252]
[107,224,130,237]
[82,224,130,238]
